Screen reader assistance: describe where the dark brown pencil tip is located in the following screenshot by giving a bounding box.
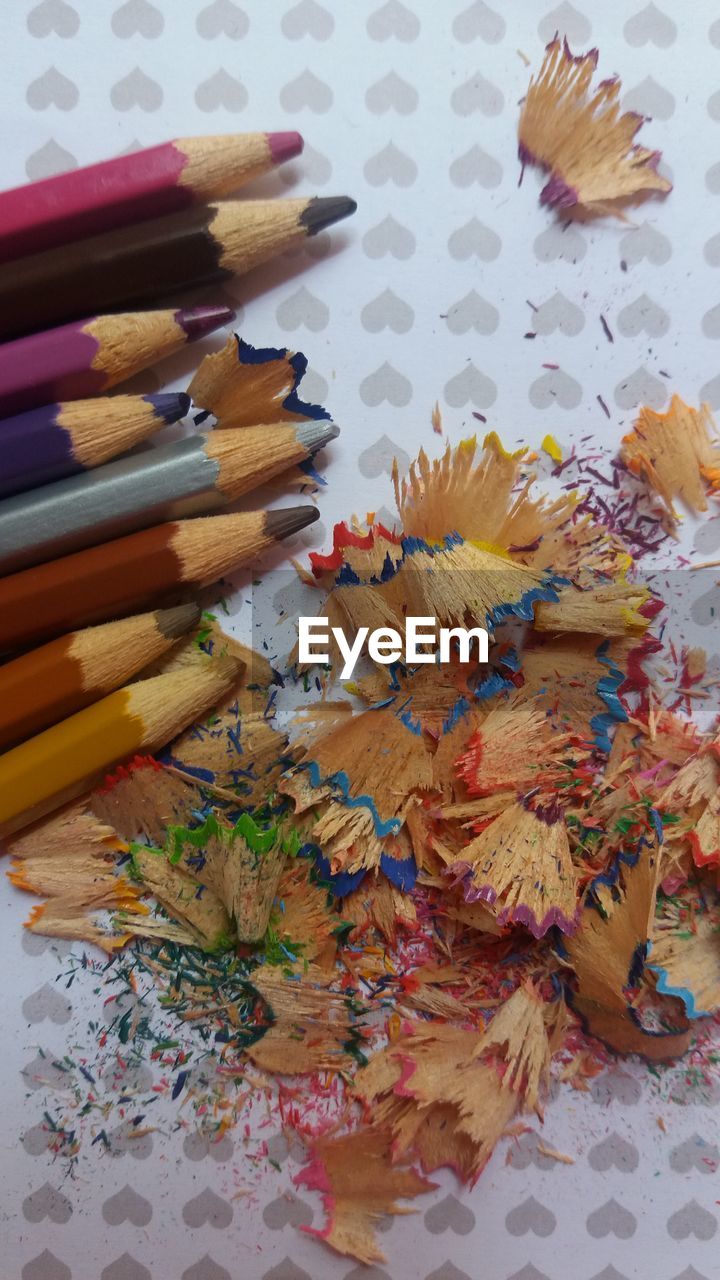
[156,602,202,639]
[265,505,320,541]
[300,196,358,237]
[176,304,235,341]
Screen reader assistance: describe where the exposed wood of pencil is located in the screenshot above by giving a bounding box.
[0,603,200,752]
[0,505,319,652]
[0,391,190,499]
[0,133,304,262]
[0,420,335,572]
[0,196,356,340]
[0,657,242,837]
[0,305,234,418]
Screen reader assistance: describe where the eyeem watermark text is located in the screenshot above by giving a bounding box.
[298,616,490,679]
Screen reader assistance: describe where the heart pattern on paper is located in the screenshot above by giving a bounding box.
[181,1259,232,1280]
[452,1,505,44]
[111,0,164,38]
[276,286,329,332]
[21,1253,72,1280]
[505,1197,557,1237]
[666,1201,718,1241]
[26,66,79,110]
[182,1188,234,1229]
[588,1133,640,1173]
[196,0,249,38]
[623,75,675,120]
[27,0,80,37]
[424,1195,476,1235]
[446,290,499,335]
[448,218,501,261]
[281,0,334,40]
[102,1185,153,1226]
[624,3,677,48]
[366,0,420,42]
[534,224,587,264]
[449,144,502,188]
[614,366,668,410]
[531,291,584,336]
[23,1183,73,1223]
[279,68,333,112]
[358,434,410,477]
[451,73,503,116]
[100,1255,151,1280]
[538,3,591,44]
[364,141,418,187]
[617,293,670,337]
[110,66,163,111]
[195,69,248,112]
[22,983,72,1024]
[670,1134,720,1173]
[263,1193,314,1229]
[365,71,418,115]
[362,214,416,259]
[529,367,582,410]
[361,288,414,333]
[359,365,413,408]
[444,363,497,410]
[586,1199,637,1239]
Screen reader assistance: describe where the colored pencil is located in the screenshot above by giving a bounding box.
[0,420,337,572]
[0,657,242,837]
[0,505,319,652]
[0,305,233,419]
[0,391,190,499]
[0,133,304,262]
[0,196,357,339]
[0,604,200,752]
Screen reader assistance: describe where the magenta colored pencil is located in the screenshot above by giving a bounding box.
[0,305,233,418]
[0,133,303,262]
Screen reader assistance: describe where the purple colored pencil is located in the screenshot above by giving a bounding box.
[0,305,233,419]
[0,391,190,499]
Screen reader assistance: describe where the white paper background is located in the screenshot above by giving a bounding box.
[3,2,720,1278]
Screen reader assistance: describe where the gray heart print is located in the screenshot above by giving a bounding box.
[699,373,720,408]
[195,69,248,112]
[364,142,417,187]
[532,292,584,336]
[27,67,78,111]
[445,364,497,409]
[623,76,675,120]
[182,1259,232,1280]
[448,218,501,261]
[591,1068,640,1105]
[614,366,667,410]
[182,1188,234,1229]
[667,1201,718,1241]
[102,1184,153,1226]
[529,368,582,410]
[110,67,163,111]
[360,365,412,408]
[358,434,410,476]
[539,3,591,44]
[23,1183,73,1223]
[506,1196,557,1237]
[589,1132,640,1172]
[280,141,331,185]
[446,290,499,335]
[620,221,672,266]
[449,144,502,189]
[618,293,669,337]
[100,1255,151,1280]
[183,1131,234,1162]
[106,1120,153,1159]
[507,1132,563,1170]
[707,161,720,192]
[27,0,80,37]
[263,1192,314,1229]
[624,3,677,48]
[22,983,72,1023]
[276,287,329,332]
[670,1134,720,1173]
[363,214,416,259]
[22,1051,70,1091]
[452,1,505,44]
[424,1194,476,1235]
[366,71,418,115]
[111,0,164,38]
[586,1198,637,1239]
[261,1259,313,1280]
[425,1265,474,1280]
[451,73,503,116]
[21,1252,71,1280]
[196,0,249,39]
[361,288,414,333]
[282,0,334,40]
[534,224,587,264]
[280,69,333,113]
[366,0,420,42]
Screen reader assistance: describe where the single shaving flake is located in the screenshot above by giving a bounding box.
[518,36,671,216]
[620,396,720,533]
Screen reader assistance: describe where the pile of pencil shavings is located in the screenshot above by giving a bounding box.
[7,399,720,1266]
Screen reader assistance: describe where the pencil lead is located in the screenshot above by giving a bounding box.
[265,505,320,540]
[300,196,358,236]
[155,603,202,640]
[144,391,191,423]
[296,420,340,454]
[175,304,235,341]
[267,130,304,164]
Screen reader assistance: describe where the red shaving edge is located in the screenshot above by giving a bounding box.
[309,521,403,577]
[96,755,164,793]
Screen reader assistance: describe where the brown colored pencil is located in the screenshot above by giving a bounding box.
[0,656,242,838]
[0,196,357,340]
[0,505,319,652]
[0,604,200,752]
[0,132,304,261]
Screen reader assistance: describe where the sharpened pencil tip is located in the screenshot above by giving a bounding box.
[300,196,358,237]
[265,505,320,540]
[267,130,304,164]
[156,602,202,640]
[144,391,191,424]
[295,419,340,453]
[176,304,235,341]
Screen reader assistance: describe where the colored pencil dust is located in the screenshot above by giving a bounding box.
[0,657,242,837]
[0,604,200,752]
[0,391,190,498]
[0,506,320,651]
[0,305,233,418]
[0,133,304,261]
[0,196,357,339]
[0,420,338,572]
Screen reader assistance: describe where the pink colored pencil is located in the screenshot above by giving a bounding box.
[0,132,303,262]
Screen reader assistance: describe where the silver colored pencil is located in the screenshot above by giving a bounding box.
[0,419,338,574]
